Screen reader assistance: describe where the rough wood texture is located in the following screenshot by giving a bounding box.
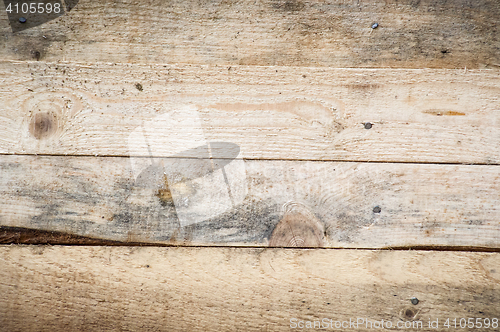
[1,0,499,68]
[1,1,499,328]
[1,62,499,164]
[1,155,499,248]
[1,246,499,331]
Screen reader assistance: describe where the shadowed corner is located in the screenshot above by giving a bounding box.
[0,225,141,245]
[4,0,79,33]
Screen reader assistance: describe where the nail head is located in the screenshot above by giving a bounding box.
[364,122,373,129]
[19,17,27,23]
[373,206,381,213]
[371,23,379,29]
[410,297,419,305]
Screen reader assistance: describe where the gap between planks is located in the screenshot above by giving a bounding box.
[2,153,500,166]
[3,225,500,253]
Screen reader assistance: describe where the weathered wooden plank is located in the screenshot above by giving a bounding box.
[1,155,499,248]
[1,62,499,163]
[1,246,499,331]
[1,0,499,68]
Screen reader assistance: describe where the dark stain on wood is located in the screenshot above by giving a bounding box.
[0,226,138,245]
[384,245,500,252]
[272,0,305,12]
[333,211,361,242]
[156,187,174,207]
[183,197,280,244]
[423,110,466,116]
[7,31,68,61]
[347,83,382,91]
[33,50,41,61]
[112,212,133,225]
[155,175,175,207]
[467,219,484,225]
[30,112,57,140]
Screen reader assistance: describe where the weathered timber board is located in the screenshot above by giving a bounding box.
[1,0,499,68]
[1,246,500,331]
[1,155,499,248]
[1,62,499,164]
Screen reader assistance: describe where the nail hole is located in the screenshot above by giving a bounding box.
[405,308,415,318]
[135,83,143,91]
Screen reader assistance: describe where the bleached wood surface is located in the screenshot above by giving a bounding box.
[1,62,499,164]
[1,246,499,332]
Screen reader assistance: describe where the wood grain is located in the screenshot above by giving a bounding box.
[1,154,499,248]
[1,62,499,164]
[1,0,499,68]
[1,246,499,331]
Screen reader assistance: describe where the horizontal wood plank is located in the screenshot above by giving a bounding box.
[1,246,499,331]
[1,0,499,68]
[1,62,499,164]
[1,155,499,248]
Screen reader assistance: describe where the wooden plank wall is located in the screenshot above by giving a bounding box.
[0,0,499,330]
